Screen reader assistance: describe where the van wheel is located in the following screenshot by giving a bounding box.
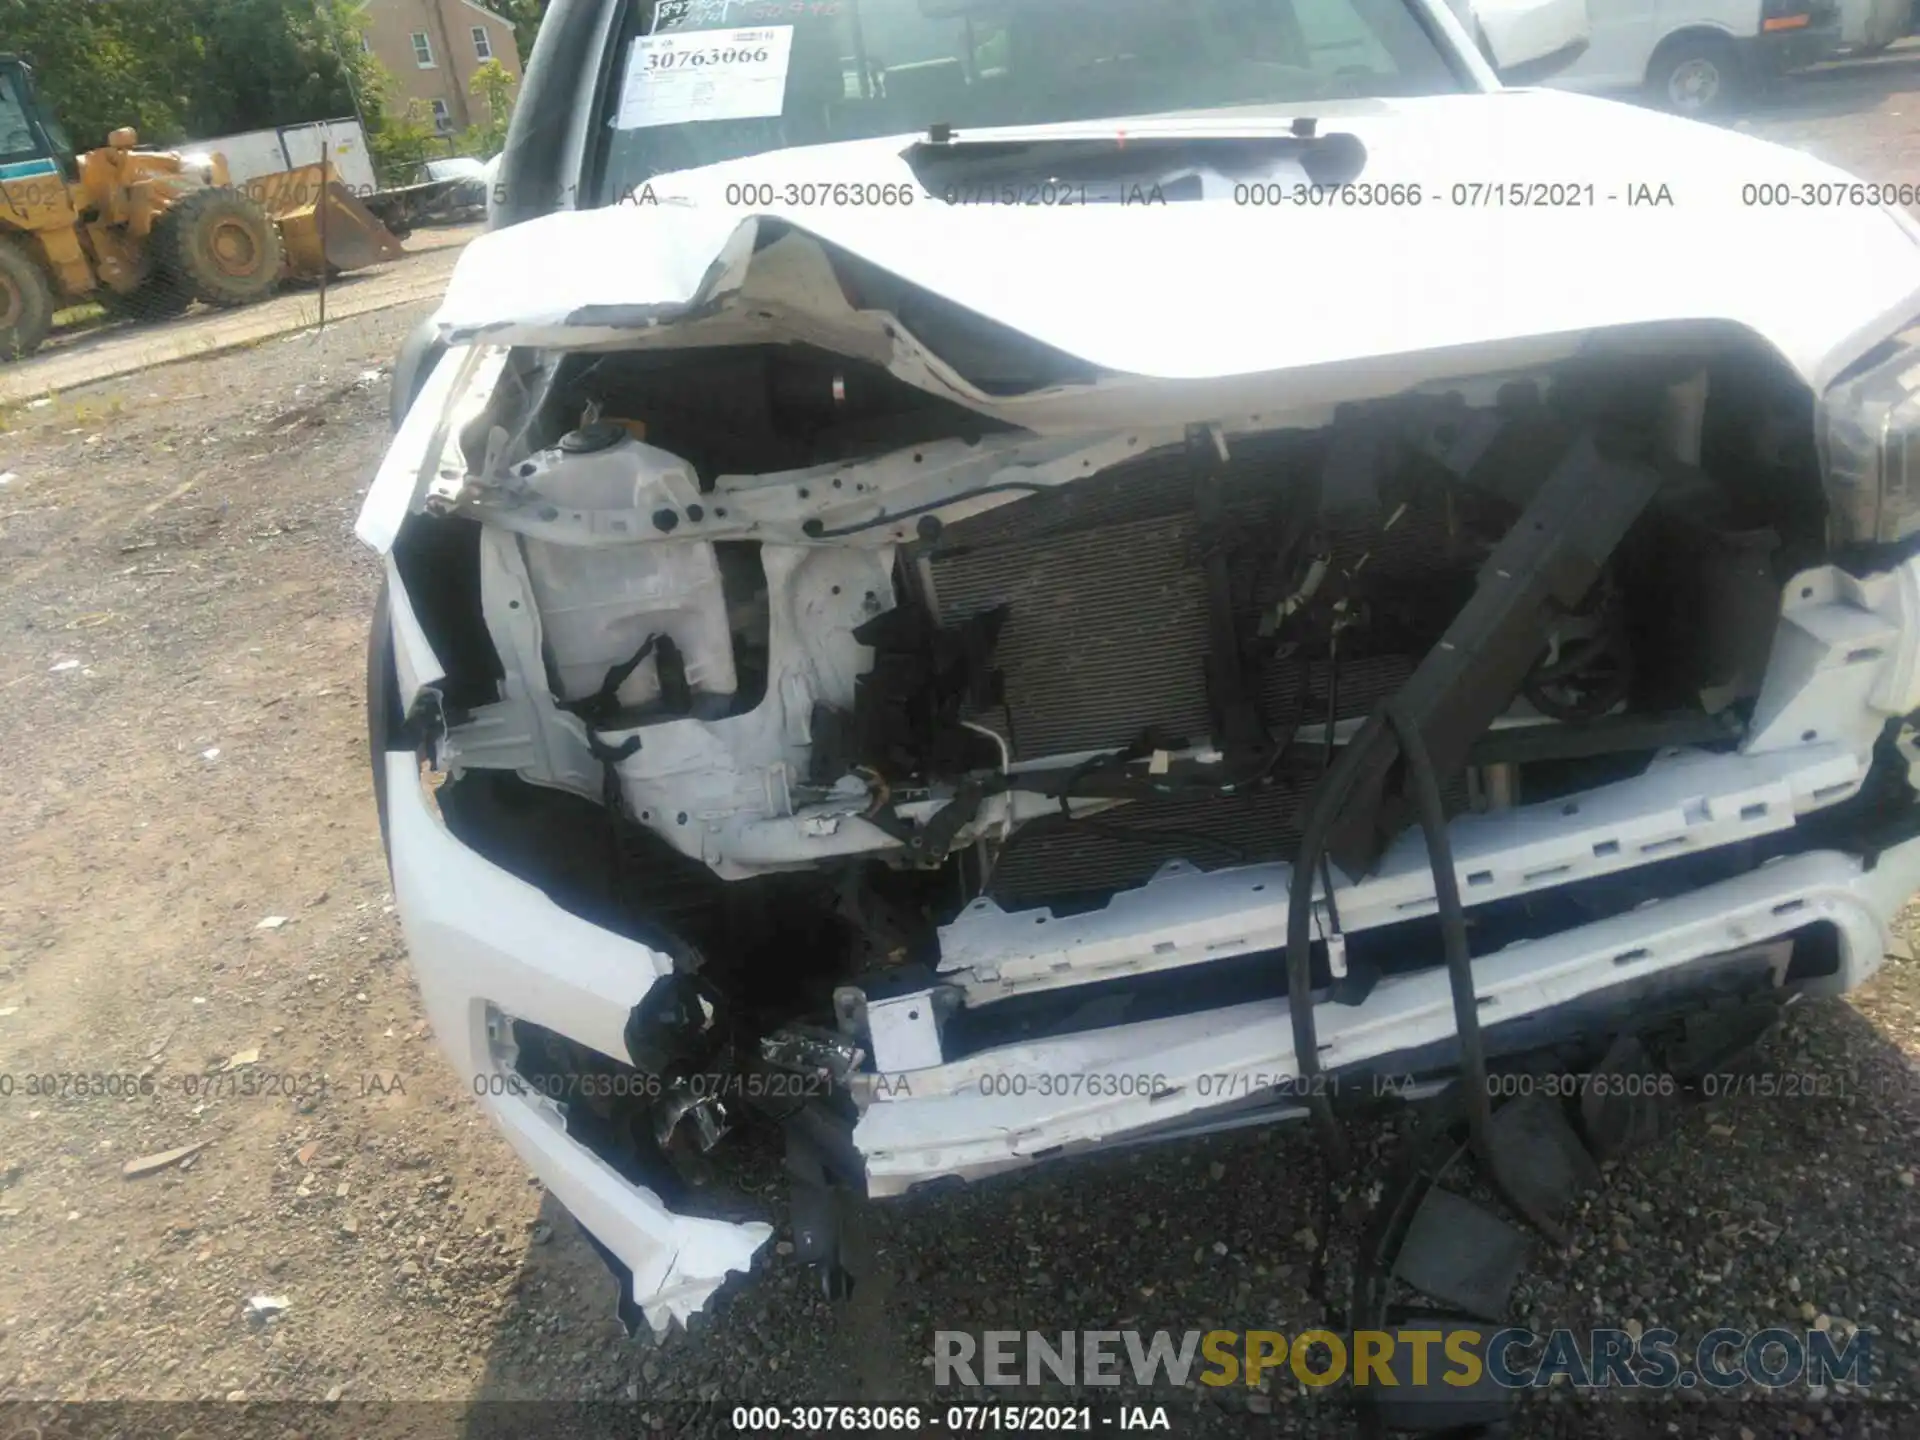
[1647,36,1743,115]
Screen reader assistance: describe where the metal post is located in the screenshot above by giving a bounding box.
[316,137,329,335]
[312,0,375,160]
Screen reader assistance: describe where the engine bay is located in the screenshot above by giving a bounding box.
[383,324,1916,1238]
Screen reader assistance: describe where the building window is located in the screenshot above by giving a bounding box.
[472,27,493,61]
[411,31,436,68]
[430,99,454,134]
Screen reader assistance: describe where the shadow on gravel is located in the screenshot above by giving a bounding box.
[453,982,1920,1438]
[1748,56,1920,125]
[1585,49,1920,129]
[32,270,384,362]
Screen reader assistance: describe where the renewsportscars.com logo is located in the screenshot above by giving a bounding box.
[933,1326,1871,1392]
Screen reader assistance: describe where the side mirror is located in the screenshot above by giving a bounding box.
[1464,0,1590,82]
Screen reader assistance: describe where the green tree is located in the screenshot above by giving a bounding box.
[456,57,516,157]
[0,0,200,147]
[494,0,550,67]
[0,0,367,147]
[360,63,442,184]
[186,0,365,134]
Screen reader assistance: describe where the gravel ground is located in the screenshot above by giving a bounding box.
[5,66,1920,1440]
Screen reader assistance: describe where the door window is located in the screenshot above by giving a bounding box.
[0,72,43,162]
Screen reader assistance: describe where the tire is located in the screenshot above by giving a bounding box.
[154,186,282,308]
[0,235,55,361]
[1646,36,1744,116]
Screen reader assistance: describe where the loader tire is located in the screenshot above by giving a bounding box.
[0,237,54,361]
[156,187,282,308]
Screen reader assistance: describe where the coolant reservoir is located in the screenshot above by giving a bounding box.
[521,539,739,712]
[527,427,692,511]
[518,431,736,712]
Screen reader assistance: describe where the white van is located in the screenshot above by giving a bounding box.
[1839,0,1913,51]
[1549,0,1840,112]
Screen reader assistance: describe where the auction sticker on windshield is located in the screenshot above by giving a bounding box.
[616,24,794,129]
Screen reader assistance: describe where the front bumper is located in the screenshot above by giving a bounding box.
[384,552,1920,1325]
[383,753,771,1329]
[1749,11,1844,75]
[856,836,1920,1194]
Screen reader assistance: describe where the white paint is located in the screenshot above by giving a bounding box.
[382,751,768,1329]
[384,552,448,718]
[193,118,379,196]
[460,427,1180,551]
[1550,0,1767,96]
[431,92,1920,403]
[454,530,895,880]
[1838,0,1913,49]
[354,344,507,555]
[1472,0,1591,71]
[359,15,1920,1326]
[856,837,1920,1194]
[866,991,947,1074]
[277,119,381,195]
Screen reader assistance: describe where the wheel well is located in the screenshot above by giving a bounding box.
[1648,25,1740,73]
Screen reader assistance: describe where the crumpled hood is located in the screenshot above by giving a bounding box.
[436,88,1920,399]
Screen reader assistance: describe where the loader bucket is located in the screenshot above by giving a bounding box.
[244,163,405,280]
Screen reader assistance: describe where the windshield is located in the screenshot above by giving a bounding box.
[0,69,44,163]
[596,0,1464,201]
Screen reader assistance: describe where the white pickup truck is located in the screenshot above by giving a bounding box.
[366,0,1920,1337]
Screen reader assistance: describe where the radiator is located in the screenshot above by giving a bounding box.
[923,434,1465,904]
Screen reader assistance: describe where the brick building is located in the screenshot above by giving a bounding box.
[356,0,522,139]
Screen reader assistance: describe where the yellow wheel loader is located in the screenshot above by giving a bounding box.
[0,53,404,360]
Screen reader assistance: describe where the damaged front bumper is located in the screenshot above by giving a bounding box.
[381,546,1920,1325]
[362,124,1920,1331]
[857,836,1920,1194]
[383,751,771,1329]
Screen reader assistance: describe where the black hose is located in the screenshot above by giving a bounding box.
[1382,699,1496,1171]
[1285,696,1500,1178]
[1285,710,1390,1169]
[1318,652,1343,934]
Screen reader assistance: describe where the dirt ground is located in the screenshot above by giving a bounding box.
[0,224,480,409]
[9,64,1920,1437]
